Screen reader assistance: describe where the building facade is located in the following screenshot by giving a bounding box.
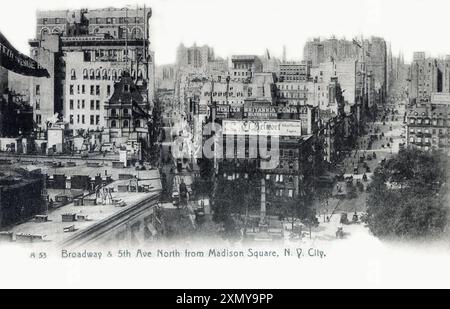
[278,61,310,82]
[406,94,450,153]
[176,43,215,69]
[29,7,154,131]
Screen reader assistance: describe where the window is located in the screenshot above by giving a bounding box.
[111,109,117,116]
[96,100,100,110]
[36,100,40,110]
[77,115,80,124]
[107,85,111,96]
[90,115,95,125]
[96,70,101,80]
[96,85,100,96]
[124,84,130,92]
[134,120,140,128]
[82,100,85,109]
[96,115,100,125]
[71,69,76,80]
[82,115,85,124]
[69,100,74,110]
[111,120,117,128]
[90,85,95,95]
[83,69,88,80]
[90,100,94,110]
[123,108,129,116]
[69,85,74,95]
[36,114,42,124]
[123,120,129,128]
[69,115,74,125]
[81,85,85,94]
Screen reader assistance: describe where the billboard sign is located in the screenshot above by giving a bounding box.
[222,120,302,137]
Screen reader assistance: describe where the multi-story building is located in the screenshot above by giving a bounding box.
[407,52,450,104]
[176,43,215,69]
[104,72,151,150]
[29,7,154,132]
[304,36,387,104]
[230,55,263,82]
[156,64,176,90]
[278,61,310,82]
[406,98,450,153]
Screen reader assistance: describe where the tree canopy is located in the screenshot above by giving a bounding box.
[367,149,449,239]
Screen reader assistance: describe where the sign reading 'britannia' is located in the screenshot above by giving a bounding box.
[0,31,49,78]
[222,120,303,137]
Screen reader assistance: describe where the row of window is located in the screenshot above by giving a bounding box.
[410,128,449,135]
[69,84,111,97]
[277,84,310,91]
[110,120,142,128]
[409,137,449,145]
[69,99,101,111]
[409,118,448,126]
[204,91,245,98]
[69,114,101,126]
[71,68,143,81]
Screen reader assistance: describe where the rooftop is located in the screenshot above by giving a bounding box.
[8,175,161,244]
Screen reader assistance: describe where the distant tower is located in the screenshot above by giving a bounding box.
[282,45,287,63]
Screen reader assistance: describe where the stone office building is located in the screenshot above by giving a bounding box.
[29,7,154,132]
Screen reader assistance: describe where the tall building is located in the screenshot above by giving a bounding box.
[407,52,450,104]
[29,7,154,131]
[176,43,215,69]
[304,36,387,102]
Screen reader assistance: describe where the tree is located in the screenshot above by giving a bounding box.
[279,194,318,233]
[366,149,448,239]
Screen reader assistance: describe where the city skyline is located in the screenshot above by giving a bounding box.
[2,0,450,65]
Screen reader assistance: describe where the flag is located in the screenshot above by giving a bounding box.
[352,39,362,49]
[0,31,50,78]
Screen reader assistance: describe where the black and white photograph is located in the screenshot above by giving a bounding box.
[0,0,449,291]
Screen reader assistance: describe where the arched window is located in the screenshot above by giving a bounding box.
[96,69,101,80]
[111,109,117,116]
[107,69,112,80]
[90,69,95,80]
[102,69,108,80]
[111,120,117,128]
[134,120,141,128]
[131,27,142,39]
[123,108,129,116]
[83,69,88,80]
[118,69,123,78]
[41,28,50,37]
[52,28,61,35]
[123,120,129,128]
[70,69,76,80]
[138,70,143,79]
[112,70,118,80]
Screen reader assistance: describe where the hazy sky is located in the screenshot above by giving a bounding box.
[1,0,450,65]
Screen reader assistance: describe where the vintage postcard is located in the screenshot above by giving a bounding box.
[0,0,449,291]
